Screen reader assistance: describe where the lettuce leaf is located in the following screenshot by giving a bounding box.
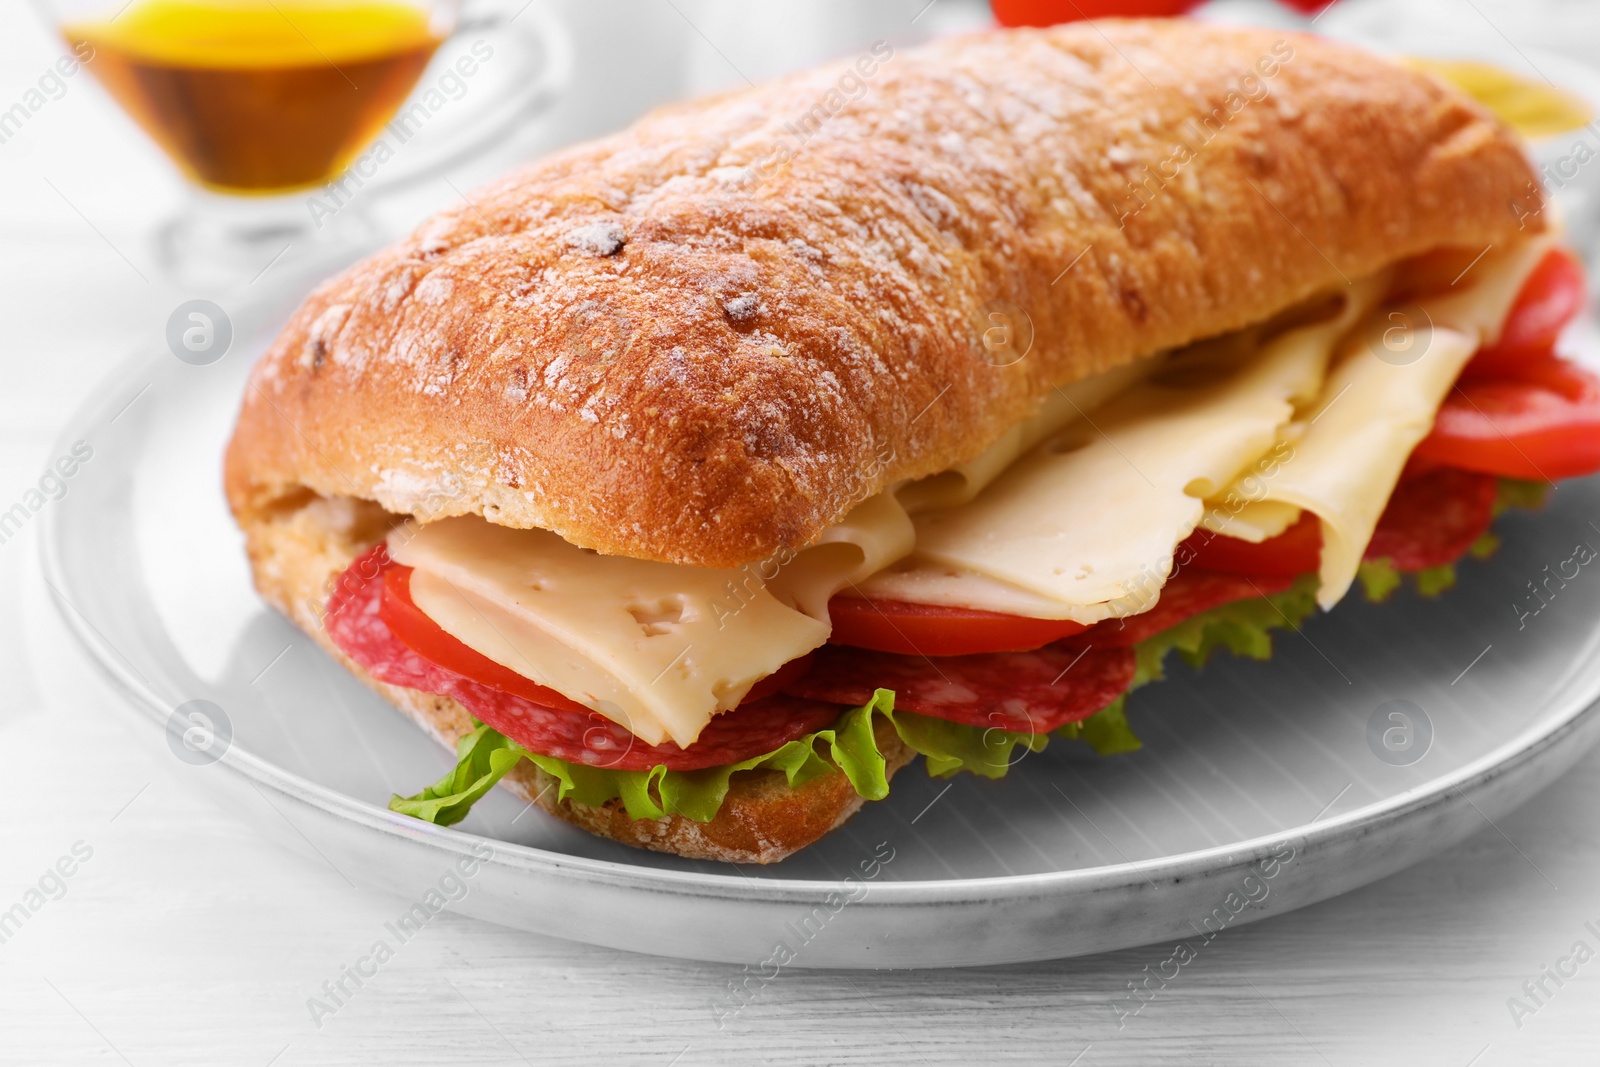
[1461,479,1550,565]
[1056,694,1142,755]
[394,690,883,826]
[891,709,1048,780]
[1358,556,1469,602]
[1134,575,1320,687]
[1356,558,1405,603]
[389,723,529,827]
[1414,563,1459,597]
[391,687,1146,825]
[1352,477,1543,603]
[1495,477,1551,516]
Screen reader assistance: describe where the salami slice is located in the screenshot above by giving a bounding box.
[1083,568,1297,648]
[1367,468,1498,571]
[786,641,1135,734]
[326,547,843,771]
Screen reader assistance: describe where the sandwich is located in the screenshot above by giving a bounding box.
[224,19,1600,863]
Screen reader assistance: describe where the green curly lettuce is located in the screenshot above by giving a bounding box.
[1356,558,1405,603]
[1357,555,1465,602]
[1134,575,1320,687]
[1469,529,1501,561]
[1495,477,1551,516]
[1055,694,1142,756]
[393,690,890,826]
[390,687,1146,826]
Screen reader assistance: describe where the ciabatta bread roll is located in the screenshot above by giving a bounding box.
[226,19,1537,568]
[225,20,1542,862]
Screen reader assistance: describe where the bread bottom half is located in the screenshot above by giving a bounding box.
[238,493,915,863]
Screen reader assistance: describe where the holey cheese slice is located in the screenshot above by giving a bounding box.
[858,275,1389,621]
[1213,232,1558,607]
[861,233,1555,619]
[388,495,912,748]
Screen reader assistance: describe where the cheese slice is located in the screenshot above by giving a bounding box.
[1198,499,1302,543]
[843,557,1080,618]
[1215,234,1557,607]
[858,275,1388,621]
[389,492,912,747]
[896,354,1161,515]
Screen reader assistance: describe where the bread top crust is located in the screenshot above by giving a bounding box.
[225,19,1540,567]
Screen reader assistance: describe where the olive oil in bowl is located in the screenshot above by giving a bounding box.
[65,0,445,193]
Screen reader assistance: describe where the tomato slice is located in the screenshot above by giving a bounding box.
[1182,512,1322,579]
[1415,359,1600,481]
[379,562,811,712]
[1466,248,1586,379]
[991,0,1193,27]
[826,595,1088,656]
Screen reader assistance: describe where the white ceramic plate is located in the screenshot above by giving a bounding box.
[41,281,1600,968]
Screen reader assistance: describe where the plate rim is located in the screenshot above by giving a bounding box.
[41,341,1600,906]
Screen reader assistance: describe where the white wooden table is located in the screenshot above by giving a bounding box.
[4,3,1600,1063]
